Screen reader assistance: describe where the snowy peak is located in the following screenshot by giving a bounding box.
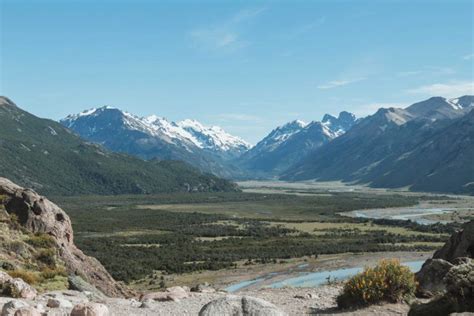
[178,119,251,153]
[449,95,474,109]
[322,111,357,136]
[61,107,249,154]
[262,120,307,146]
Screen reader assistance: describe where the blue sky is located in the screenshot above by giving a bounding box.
[1,0,473,143]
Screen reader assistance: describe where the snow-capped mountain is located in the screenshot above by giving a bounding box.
[178,119,250,157]
[322,111,358,137]
[60,107,250,177]
[61,107,249,155]
[237,112,357,176]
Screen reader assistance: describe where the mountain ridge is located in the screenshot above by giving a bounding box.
[282,95,474,194]
[237,111,357,176]
[0,97,238,195]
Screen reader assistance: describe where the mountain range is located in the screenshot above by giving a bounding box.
[237,112,357,176]
[1,94,472,195]
[0,97,237,195]
[61,108,358,179]
[61,107,250,178]
[282,96,474,194]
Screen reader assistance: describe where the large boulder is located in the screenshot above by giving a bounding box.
[1,300,29,316]
[409,260,474,316]
[433,221,474,262]
[140,286,189,302]
[3,278,37,299]
[444,260,474,306]
[70,303,109,316]
[0,177,130,298]
[191,282,216,293]
[416,221,474,297]
[199,295,287,316]
[416,259,454,297]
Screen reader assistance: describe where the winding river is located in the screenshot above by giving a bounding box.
[225,261,424,292]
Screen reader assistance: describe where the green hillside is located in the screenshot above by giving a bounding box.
[0,97,238,195]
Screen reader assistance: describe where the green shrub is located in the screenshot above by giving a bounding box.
[7,241,30,259]
[337,259,416,309]
[35,248,57,267]
[27,233,56,249]
[40,266,67,280]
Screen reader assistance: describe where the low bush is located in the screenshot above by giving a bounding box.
[35,248,57,267]
[40,266,67,280]
[27,233,56,249]
[337,259,417,309]
[7,269,41,285]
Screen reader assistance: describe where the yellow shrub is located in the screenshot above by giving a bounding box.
[40,266,67,280]
[7,269,41,285]
[337,259,416,309]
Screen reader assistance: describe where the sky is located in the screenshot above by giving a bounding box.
[1,0,473,144]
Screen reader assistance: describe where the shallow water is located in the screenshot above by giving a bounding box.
[351,207,454,225]
[225,261,424,292]
[268,261,424,289]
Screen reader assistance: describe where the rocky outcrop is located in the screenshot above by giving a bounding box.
[416,221,474,296]
[416,259,454,297]
[411,221,474,315]
[199,295,287,316]
[433,221,474,262]
[140,286,189,302]
[0,177,130,298]
[409,260,474,316]
[191,282,216,293]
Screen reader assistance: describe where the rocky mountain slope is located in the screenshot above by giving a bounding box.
[237,112,357,176]
[0,97,237,195]
[283,96,474,194]
[61,107,250,178]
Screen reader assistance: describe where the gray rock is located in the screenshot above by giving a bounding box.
[416,259,454,297]
[70,303,109,316]
[10,307,41,316]
[409,259,474,316]
[68,275,106,300]
[140,286,189,302]
[199,295,287,316]
[47,298,73,308]
[191,282,216,293]
[1,300,29,316]
[139,299,154,309]
[434,221,474,262]
[445,259,474,300]
[3,278,37,299]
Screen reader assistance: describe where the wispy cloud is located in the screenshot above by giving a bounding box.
[406,81,474,98]
[463,53,474,60]
[317,77,366,90]
[189,8,265,52]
